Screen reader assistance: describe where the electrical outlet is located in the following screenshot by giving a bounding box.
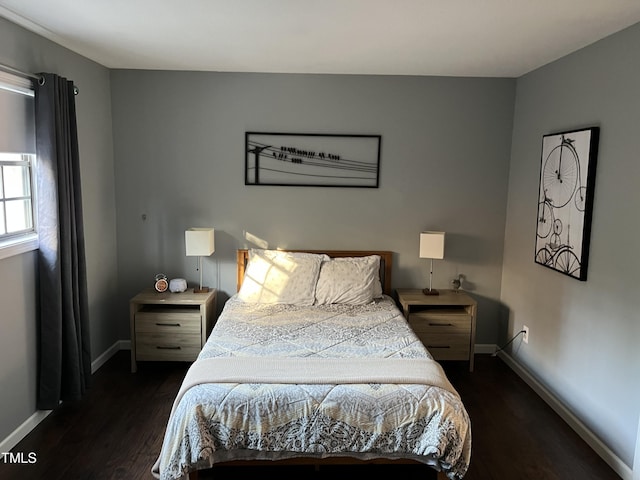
[522,325,529,344]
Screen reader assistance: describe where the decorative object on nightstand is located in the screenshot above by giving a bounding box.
[451,274,464,292]
[185,227,215,293]
[396,288,477,372]
[419,231,445,296]
[169,278,187,293]
[129,288,217,372]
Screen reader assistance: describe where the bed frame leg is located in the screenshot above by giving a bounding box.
[188,471,199,480]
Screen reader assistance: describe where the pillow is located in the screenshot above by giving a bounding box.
[314,255,382,305]
[237,249,325,305]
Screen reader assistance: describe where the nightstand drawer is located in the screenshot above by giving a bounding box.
[135,309,201,334]
[135,332,202,361]
[408,311,471,334]
[417,333,471,361]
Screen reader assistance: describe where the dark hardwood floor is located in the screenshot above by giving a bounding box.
[0,352,620,479]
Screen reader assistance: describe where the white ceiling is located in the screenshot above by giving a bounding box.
[2,0,640,78]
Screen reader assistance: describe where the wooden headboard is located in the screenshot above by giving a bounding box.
[237,249,393,295]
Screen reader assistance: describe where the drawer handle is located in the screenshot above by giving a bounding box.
[428,345,451,349]
[429,322,454,327]
[156,346,182,350]
[156,322,181,327]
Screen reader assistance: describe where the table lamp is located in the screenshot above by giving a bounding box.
[420,231,445,295]
[185,227,215,293]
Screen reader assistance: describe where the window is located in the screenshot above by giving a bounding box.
[1,153,35,235]
[0,71,37,259]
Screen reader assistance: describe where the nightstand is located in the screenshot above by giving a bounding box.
[396,288,477,372]
[129,288,217,372]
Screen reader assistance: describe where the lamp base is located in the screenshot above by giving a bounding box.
[194,287,210,293]
[422,288,440,296]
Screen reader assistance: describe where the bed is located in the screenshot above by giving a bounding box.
[152,249,471,480]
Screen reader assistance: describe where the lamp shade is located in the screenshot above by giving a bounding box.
[185,228,215,256]
[419,231,445,259]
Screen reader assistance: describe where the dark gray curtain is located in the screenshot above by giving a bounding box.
[35,73,91,410]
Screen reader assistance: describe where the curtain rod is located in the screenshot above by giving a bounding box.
[0,62,42,83]
[0,62,79,94]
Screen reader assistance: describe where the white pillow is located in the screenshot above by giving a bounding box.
[314,255,382,305]
[237,249,325,305]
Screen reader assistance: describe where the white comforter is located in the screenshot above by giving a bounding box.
[153,295,471,479]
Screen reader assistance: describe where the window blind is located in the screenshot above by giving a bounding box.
[0,71,36,154]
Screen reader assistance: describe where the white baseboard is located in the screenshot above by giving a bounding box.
[474,343,496,355]
[2,340,129,453]
[498,351,633,480]
[0,409,52,454]
[91,340,131,373]
[91,342,120,373]
[634,416,640,480]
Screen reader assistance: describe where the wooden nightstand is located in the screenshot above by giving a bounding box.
[396,288,477,372]
[129,288,217,372]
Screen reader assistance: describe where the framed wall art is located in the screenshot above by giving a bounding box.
[534,126,599,281]
[245,132,381,187]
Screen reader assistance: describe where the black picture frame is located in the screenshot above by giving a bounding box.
[245,132,381,187]
[534,126,600,281]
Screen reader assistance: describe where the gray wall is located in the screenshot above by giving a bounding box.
[110,71,515,344]
[502,23,640,467]
[8,10,637,474]
[0,17,118,442]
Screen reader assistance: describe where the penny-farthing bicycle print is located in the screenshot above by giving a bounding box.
[534,128,599,281]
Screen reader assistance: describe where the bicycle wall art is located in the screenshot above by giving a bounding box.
[535,127,599,281]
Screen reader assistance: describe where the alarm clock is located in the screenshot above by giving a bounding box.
[154,273,169,293]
